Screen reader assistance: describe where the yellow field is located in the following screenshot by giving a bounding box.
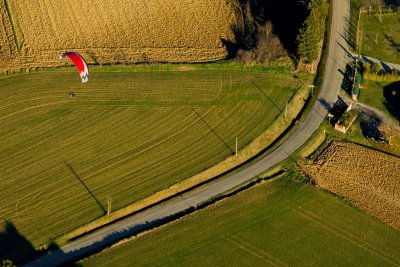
[0,0,19,69]
[302,141,400,229]
[0,0,243,71]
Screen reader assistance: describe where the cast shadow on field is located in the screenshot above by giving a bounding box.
[0,221,35,264]
[383,0,400,5]
[318,97,333,112]
[357,108,385,142]
[33,206,198,265]
[0,221,79,266]
[318,96,348,125]
[65,161,106,215]
[383,81,400,121]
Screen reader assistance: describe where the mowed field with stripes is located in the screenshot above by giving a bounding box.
[80,176,400,267]
[0,68,299,248]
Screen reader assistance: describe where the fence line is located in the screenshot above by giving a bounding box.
[360,5,400,15]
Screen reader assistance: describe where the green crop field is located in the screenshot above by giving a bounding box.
[80,176,400,267]
[0,67,300,258]
[360,12,400,64]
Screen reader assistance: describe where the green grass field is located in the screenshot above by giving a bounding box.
[360,12,400,64]
[80,176,400,267]
[0,68,300,254]
[359,79,393,116]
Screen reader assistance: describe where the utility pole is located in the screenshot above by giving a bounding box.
[235,137,238,157]
[285,102,288,120]
[356,6,362,54]
[379,6,382,23]
[309,85,315,97]
[107,196,112,217]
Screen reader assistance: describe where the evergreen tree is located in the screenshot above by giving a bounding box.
[296,0,328,64]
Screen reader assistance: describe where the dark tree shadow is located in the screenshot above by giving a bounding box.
[0,221,35,263]
[318,98,333,112]
[383,0,400,6]
[221,37,240,59]
[0,221,82,266]
[383,81,400,121]
[341,64,356,95]
[381,61,393,72]
[251,0,307,54]
[357,108,385,142]
[233,0,308,56]
[320,96,348,125]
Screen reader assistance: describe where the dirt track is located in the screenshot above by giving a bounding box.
[303,141,400,229]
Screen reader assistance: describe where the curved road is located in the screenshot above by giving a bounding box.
[24,1,350,266]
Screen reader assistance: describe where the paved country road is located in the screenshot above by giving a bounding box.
[23,1,350,266]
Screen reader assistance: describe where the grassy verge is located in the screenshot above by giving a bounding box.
[298,126,327,158]
[32,59,294,74]
[79,174,400,267]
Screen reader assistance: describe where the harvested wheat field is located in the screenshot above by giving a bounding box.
[0,1,19,67]
[302,141,400,229]
[0,0,243,72]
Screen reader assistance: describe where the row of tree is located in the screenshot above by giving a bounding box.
[296,0,329,64]
[362,61,400,81]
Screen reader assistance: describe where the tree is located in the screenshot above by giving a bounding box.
[296,0,329,64]
[363,61,371,73]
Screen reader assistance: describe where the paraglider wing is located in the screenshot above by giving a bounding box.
[60,52,89,83]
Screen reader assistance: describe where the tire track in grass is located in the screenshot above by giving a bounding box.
[0,71,300,248]
[89,108,230,202]
[226,236,285,266]
[231,236,288,267]
[294,208,400,266]
[0,106,119,176]
[0,107,133,232]
[89,110,224,202]
[82,106,215,181]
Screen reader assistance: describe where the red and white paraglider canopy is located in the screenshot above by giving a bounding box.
[60,51,89,83]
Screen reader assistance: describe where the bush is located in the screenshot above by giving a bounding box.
[363,62,371,73]
[362,62,400,81]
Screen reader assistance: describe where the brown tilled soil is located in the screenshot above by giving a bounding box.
[302,141,400,229]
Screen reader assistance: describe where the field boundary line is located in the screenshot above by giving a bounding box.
[294,208,400,266]
[227,237,280,266]
[229,236,288,266]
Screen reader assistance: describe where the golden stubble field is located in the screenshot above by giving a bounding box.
[0,1,18,67]
[302,141,400,229]
[0,0,243,71]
